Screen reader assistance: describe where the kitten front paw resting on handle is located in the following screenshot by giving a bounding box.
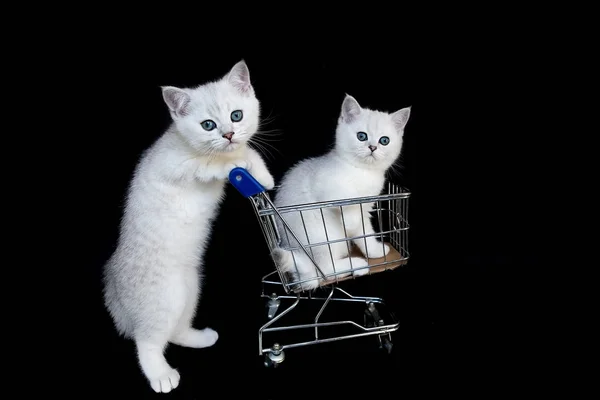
[252,170,275,190]
[232,160,248,170]
[219,160,248,180]
[102,60,273,394]
[272,94,411,290]
[246,147,275,189]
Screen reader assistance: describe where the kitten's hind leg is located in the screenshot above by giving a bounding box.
[133,271,197,392]
[136,339,180,394]
[245,147,275,189]
[169,274,219,349]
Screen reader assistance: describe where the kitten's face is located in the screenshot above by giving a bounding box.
[335,95,411,169]
[161,61,260,154]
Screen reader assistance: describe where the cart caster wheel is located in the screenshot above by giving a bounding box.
[267,293,280,319]
[264,343,285,368]
[364,302,383,328]
[379,335,393,354]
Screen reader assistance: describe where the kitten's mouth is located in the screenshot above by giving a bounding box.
[364,153,379,163]
[223,141,240,151]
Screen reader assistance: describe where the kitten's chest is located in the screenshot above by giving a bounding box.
[176,181,225,219]
[335,171,383,198]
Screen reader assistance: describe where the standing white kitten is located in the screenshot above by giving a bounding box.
[102,60,274,393]
[272,94,410,291]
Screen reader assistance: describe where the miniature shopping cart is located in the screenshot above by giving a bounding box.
[229,167,411,367]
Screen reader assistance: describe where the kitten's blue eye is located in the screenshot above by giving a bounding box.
[201,120,216,131]
[357,132,368,141]
[379,136,390,146]
[231,110,243,122]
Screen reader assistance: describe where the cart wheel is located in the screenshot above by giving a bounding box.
[264,343,285,368]
[379,335,393,354]
[364,302,383,327]
[267,293,280,319]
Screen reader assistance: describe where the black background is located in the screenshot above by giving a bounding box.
[80,35,550,398]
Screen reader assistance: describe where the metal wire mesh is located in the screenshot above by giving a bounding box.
[249,183,410,293]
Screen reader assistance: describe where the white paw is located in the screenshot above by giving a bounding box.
[257,173,275,190]
[221,164,237,180]
[149,367,180,394]
[333,271,352,279]
[198,327,219,347]
[293,277,320,292]
[233,160,248,170]
[348,257,370,277]
[223,161,249,181]
[365,242,391,258]
[352,267,370,277]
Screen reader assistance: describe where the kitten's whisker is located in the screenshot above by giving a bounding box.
[256,129,283,136]
[257,137,282,155]
[253,133,284,143]
[259,110,279,126]
[249,139,275,161]
[387,162,405,180]
[255,128,284,139]
[250,135,283,160]
[251,136,283,157]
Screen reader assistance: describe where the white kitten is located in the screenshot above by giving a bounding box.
[102,60,274,393]
[271,94,410,292]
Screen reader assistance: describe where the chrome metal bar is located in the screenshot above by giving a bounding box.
[248,180,411,359]
[263,319,398,334]
[282,225,406,252]
[320,207,337,280]
[335,286,371,300]
[404,189,409,260]
[261,294,384,303]
[394,186,398,252]
[299,210,314,258]
[359,203,369,260]
[257,192,410,217]
[270,329,399,352]
[279,258,405,286]
[376,199,387,273]
[314,286,335,339]
[258,293,301,356]
[388,183,393,248]
[261,195,328,280]
[339,205,355,274]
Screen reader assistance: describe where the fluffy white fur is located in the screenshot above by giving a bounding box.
[102,60,274,393]
[272,94,411,292]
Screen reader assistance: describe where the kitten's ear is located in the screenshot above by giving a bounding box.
[391,106,412,132]
[341,94,362,123]
[227,60,252,93]
[161,86,191,118]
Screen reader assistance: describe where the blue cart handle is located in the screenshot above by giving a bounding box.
[229,167,266,198]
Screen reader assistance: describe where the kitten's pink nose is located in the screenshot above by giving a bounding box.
[222,132,235,141]
[369,145,377,152]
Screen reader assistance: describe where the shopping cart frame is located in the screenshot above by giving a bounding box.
[229,167,411,367]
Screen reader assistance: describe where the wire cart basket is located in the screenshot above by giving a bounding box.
[229,167,411,367]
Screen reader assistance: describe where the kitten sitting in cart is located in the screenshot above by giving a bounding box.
[271,94,411,291]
